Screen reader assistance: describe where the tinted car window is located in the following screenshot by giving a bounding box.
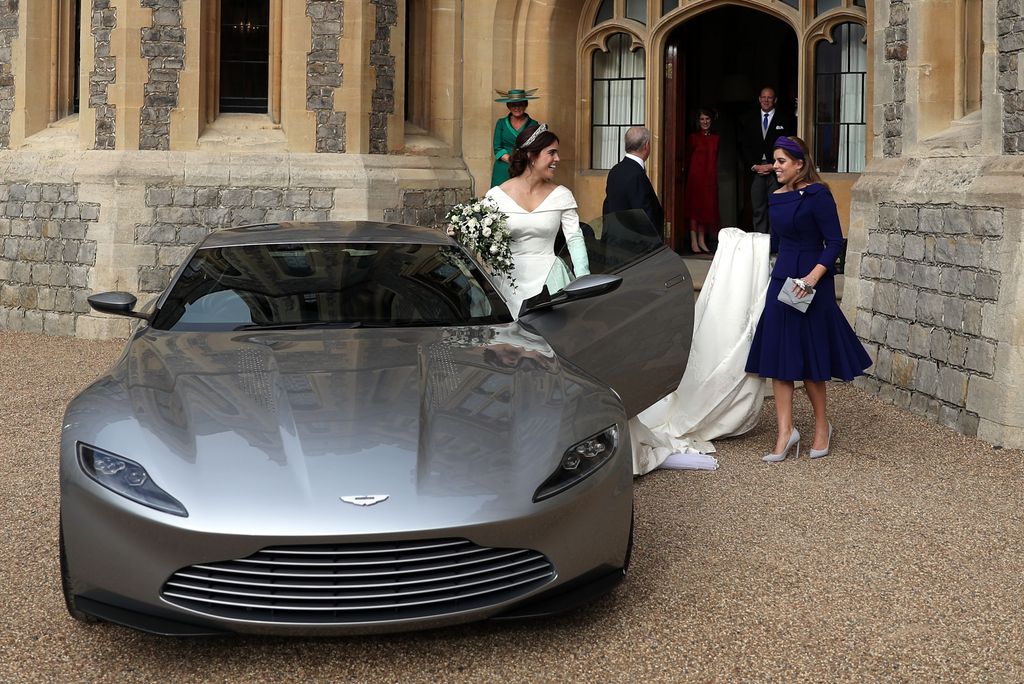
[151,242,513,331]
[556,209,664,275]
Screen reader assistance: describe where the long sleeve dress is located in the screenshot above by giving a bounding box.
[490,115,538,188]
[683,132,720,230]
[484,185,590,318]
[745,183,872,381]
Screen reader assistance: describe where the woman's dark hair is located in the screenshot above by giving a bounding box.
[695,108,715,128]
[509,125,559,178]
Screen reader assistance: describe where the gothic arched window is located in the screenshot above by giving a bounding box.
[591,33,646,169]
[814,22,866,172]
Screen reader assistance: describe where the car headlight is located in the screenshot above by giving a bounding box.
[77,444,188,517]
[533,425,619,502]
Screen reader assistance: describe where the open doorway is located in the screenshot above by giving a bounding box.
[662,7,797,253]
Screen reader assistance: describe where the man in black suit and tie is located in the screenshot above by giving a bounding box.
[739,87,794,233]
[602,126,664,231]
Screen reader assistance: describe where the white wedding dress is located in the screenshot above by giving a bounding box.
[630,227,772,475]
[484,185,590,317]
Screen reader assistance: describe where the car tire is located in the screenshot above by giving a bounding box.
[622,508,635,573]
[59,519,99,624]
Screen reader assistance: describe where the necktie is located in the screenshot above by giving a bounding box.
[762,112,769,137]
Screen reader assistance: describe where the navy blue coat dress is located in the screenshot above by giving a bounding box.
[745,183,872,381]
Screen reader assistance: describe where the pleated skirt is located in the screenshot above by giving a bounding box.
[745,275,873,382]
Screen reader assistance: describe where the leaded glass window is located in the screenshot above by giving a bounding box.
[814,23,867,172]
[592,33,646,170]
[815,0,842,15]
[626,0,647,24]
[594,0,613,25]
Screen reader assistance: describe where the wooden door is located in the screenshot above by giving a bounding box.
[662,38,686,251]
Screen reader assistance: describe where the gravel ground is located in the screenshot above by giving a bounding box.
[2,330,1023,683]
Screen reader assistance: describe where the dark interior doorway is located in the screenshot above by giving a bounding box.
[219,0,270,113]
[663,7,797,252]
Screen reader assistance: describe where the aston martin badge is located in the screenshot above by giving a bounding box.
[340,495,390,506]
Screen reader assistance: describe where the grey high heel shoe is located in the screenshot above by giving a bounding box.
[763,428,799,463]
[809,423,833,459]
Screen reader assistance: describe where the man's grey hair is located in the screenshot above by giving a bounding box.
[624,126,651,153]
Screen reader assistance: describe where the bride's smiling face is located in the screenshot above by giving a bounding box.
[530,141,560,180]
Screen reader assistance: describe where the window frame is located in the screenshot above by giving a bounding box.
[811,21,868,173]
[200,0,282,129]
[590,32,647,171]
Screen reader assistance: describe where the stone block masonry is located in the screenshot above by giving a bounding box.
[998,0,1024,153]
[136,185,337,293]
[0,183,101,336]
[369,0,397,154]
[854,202,1004,436]
[883,0,908,158]
[91,0,117,150]
[306,0,345,153]
[139,0,184,151]
[384,188,471,229]
[0,0,19,150]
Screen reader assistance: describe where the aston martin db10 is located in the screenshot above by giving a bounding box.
[59,213,693,635]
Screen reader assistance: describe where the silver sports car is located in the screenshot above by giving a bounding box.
[59,213,693,636]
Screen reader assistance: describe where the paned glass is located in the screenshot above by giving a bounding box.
[626,0,647,24]
[591,34,646,170]
[815,0,842,15]
[220,0,270,113]
[813,23,867,173]
[594,0,613,25]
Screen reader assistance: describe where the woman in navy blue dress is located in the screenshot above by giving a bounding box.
[745,136,872,462]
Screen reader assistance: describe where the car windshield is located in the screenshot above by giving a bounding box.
[150,242,513,331]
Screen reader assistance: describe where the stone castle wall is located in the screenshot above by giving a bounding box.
[0,149,471,338]
[0,182,101,335]
[0,0,19,150]
[90,0,118,150]
[853,198,1005,435]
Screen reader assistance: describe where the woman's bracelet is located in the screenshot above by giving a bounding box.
[794,278,815,294]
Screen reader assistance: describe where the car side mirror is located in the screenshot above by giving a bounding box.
[87,291,150,320]
[518,273,623,317]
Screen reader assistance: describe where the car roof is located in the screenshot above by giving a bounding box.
[198,221,454,248]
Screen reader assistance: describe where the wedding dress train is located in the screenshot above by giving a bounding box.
[630,227,772,475]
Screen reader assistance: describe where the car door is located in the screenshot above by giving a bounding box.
[518,209,694,417]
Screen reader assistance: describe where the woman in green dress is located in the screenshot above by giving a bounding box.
[491,88,539,188]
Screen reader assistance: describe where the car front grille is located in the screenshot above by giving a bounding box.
[160,538,555,624]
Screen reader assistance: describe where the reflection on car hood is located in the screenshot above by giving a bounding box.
[65,324,617,532]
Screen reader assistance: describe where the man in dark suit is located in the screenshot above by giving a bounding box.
[739,87,794,233]
[602,126,664,232]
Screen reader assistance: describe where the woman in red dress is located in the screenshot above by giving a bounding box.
[683,109,721,254]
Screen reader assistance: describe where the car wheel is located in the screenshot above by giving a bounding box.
[59,520,99,624]
[622,508,635,573]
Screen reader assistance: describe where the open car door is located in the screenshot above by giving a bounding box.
[518,210,694,417]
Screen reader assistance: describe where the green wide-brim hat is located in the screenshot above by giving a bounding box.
[495,87,539,103]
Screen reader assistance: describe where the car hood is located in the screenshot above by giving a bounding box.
[64,325,621,533]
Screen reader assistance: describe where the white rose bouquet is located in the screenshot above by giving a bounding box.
[445,197,516,289]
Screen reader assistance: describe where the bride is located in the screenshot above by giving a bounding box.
[485,124,590,317]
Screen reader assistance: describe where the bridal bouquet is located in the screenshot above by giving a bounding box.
[445,197,515,289]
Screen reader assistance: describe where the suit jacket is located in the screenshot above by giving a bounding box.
[602,157,664,231]
[739,109,795,169]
